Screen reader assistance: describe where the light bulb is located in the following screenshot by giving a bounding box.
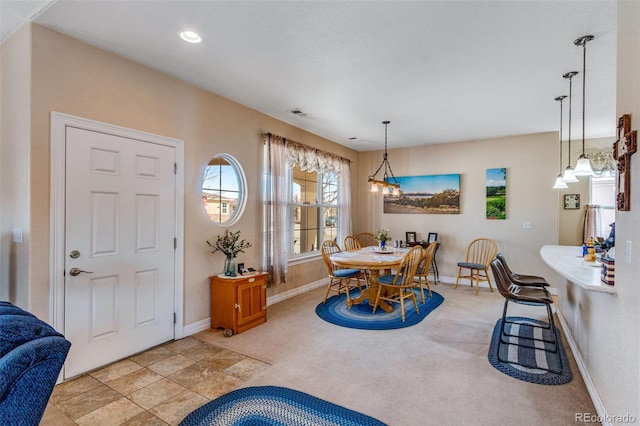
[370,182,379,193]
[382,185,389,195]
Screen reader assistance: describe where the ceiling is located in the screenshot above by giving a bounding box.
[0,0,617,151]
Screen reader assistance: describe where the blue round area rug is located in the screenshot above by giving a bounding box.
[315,289,444,330]
[488,316,572,385]
[180,386,386,426]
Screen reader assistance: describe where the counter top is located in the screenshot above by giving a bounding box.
[540,245,616,294]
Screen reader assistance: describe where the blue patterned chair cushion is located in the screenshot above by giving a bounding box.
[333,269,361,278]
[0,315,63,358]
[457,262,488,270]
[378,274,404,285]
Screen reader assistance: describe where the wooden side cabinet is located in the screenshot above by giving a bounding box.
[209,272,267,336]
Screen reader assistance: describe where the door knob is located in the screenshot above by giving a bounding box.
[69,267,93,276]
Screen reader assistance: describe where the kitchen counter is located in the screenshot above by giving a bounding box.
[540,245,616,294]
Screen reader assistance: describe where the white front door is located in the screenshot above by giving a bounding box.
[64,126,176,378]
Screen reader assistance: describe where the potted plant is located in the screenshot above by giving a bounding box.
[375,229,392,250]
[207,230,252,277]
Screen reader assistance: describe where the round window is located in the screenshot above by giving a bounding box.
[201,154,246,225]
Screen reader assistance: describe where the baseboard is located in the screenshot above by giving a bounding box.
[182,278,328,337]
[182,317,211,336]
[265,277,328,306]
[555,310,610,426]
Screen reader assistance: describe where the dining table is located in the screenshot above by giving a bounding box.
[330,246,409,313]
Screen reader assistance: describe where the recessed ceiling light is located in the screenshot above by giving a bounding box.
[179,30,202,44]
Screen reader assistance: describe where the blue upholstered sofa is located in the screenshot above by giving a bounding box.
[0,302,71,425]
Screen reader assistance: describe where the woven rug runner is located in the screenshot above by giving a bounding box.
[179,386,386,426]
[488,316,573,385]
[315,288,443,330]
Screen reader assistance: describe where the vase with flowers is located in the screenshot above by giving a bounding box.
[375,229,392,250]
[207,230,252,277]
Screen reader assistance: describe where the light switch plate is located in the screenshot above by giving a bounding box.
[523,221,532,229]
[12,227,23,243]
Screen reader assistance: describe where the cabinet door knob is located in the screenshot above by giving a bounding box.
[234,303,241,312]
[248,278,255,283]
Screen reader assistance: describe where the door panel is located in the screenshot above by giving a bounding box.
[64,127,175,378]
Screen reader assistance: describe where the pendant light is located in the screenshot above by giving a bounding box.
[573,35,595,176]
[368,121,401,196]
[562,71,579,183]
[553,95,569,189]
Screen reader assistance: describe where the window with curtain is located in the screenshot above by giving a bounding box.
[291,167,339,256]
[590,176,615,238]
[263,133,351,285]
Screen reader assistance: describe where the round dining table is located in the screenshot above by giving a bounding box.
[330,246,409,313]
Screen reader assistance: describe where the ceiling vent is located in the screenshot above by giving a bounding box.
[288,108,309,117]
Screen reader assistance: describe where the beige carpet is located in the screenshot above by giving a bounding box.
[194,283,597,426]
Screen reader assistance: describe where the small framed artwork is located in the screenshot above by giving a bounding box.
[564,194,580,210]
[406,232,417,243]
[427,232,438,244]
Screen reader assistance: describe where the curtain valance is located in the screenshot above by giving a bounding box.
[263,133,350,175]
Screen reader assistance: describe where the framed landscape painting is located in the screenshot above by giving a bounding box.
[486,168,506,219]
[383,174,460,214]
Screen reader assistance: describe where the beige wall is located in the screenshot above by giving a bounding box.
[0,25,31,306]
[12,23,359,324]
[357,132,559,282]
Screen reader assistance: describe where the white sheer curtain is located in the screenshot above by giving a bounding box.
[264,134,352,285]
[337,159,352,244]
[263,134,289,285]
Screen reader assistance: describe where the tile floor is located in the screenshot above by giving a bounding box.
[42,331,271,426]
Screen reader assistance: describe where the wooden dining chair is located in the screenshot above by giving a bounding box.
[373,246,424,322]
[454,238,498,295]
[355,232,377,248]
[413,241,438,302]
[320,240,363,306]
[343,235,361,252]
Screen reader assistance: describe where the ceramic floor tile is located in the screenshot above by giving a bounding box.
[190,371,244,399]
[50,375,102,405]
[121,411,170,426]
[223,357,270,381]
[147,353,196,376]
[149,389,208,426]
[129,347,176,367]
[162,336,201,353]
[55,383,121,420]
[75,397,145,426]
[178,342,225,361]
[41,403,76,426]
[90,359,143,383]
[200,348,246,370]
[127,378,187,410]
[167,361,219,389]
[106,367,163,395]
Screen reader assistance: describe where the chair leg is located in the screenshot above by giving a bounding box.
[424,276,432,297]
[409,290,419,315]
[454,267,462,289]
[474,269,480,295]
[372,285,383,314]
[485,270,494,292]
[344,279,351,308]
[417,277,426,303]
[399,292,406,322]
[323,279,334,303]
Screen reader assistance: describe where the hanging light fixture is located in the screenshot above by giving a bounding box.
[573,35,596,176]
[368,121,401,196]
[562,71,579,183]
[553,95,569,189]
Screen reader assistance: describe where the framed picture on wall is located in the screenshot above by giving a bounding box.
[563,194,580,210]
[427,232,438,243]
[406,232,417,243]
